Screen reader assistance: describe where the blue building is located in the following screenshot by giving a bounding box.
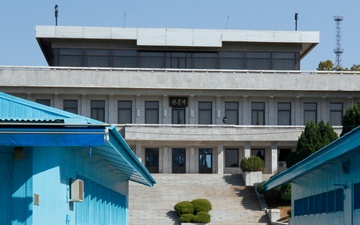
[0,92,156,225]
[265,126,360,225]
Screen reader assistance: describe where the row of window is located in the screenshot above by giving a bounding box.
[53,48,300,70]
[36,99,344,126]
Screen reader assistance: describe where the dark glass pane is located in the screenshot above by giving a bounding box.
[225,149,239,167]
[64,100,78,114]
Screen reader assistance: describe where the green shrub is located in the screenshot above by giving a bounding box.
[191,199,212,213]
[174,201,194,215]
[240,156,265,172]
[192,211,211,223]
[180,213,194,223]
[280,183,291,202]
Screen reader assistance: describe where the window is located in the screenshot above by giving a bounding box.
[145,101,159,124]
[329,103,343,126]
[172,108,186,124]
[36,99,51,106]
[251,102,265,125]
[252,149,265,161]
[278,102,291,125]
[58,49,84,67]
[91,100,105,122]
[193,52,218,69]
[139,51,165,68]
[198,102,212,124]
[225,149,239,167]
[113,50,137,68]
[63,100,78,114]
[354,182,360,210]
[118,101,132,124]
[278,149,291,161]
[304,102,317,124]
[225,102,239,125]
[85,49,110,67]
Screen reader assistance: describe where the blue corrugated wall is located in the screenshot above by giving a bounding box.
[76,177,127,225]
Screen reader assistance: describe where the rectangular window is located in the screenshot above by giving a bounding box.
[329,103,343,126]
[304,102,317,124]
[193,52,218,69]
[145,101,159,124]
[198,102,212,124]
[251,149,265,161]
[63,100,78,114]
[36,99,51,106]
[225,149,239,167]
[113,50,137,68]
[225,102,239,125]
[85,49,110,67]
[91,100,105,122]
[335,188,344,212]
[251,102,265,125]
[139,51,165,68]
[278,102,291,125]
[118,101,132,124]
[58,49,84,67]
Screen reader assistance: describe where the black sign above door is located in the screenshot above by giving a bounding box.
[169,97,188,108]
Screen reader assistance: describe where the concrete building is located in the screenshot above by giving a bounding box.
[0,92,155,225]
[1,25,358,175]
[265,126,360,225]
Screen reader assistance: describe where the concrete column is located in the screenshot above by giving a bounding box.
[163,146,170,173]
[190,147,197,173]
[244,142,251,158]
[242,96,249,125]
[135,141,142,163]
[81,94,88,118]
[108,94,116,124]
[295,97,302,125]
[163,95,169,124]
[135,95,142,123]
[54,93,60,109]
[268,96,275,125]
[217,144,224,174]
[189,96,195,124]
[271,142,278,174]
[321,97,327,123]
[216,96,222,124]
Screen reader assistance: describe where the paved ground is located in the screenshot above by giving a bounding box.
[129,174,270,225]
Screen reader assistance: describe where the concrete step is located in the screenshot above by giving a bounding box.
[129,174,270,225]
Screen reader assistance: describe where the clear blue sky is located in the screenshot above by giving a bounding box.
[1,1,359,70]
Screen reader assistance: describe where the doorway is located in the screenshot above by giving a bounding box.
[172,108,186,124]
[145,148,159,173]
[199,149,212,173]
[172,148,186,173]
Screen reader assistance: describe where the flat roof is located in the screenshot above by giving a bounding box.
[36,26,319,59]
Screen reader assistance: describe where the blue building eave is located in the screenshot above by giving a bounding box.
[264,126,360,191]
[0,92,156,187]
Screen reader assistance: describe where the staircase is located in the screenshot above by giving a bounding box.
[129,174,270,225]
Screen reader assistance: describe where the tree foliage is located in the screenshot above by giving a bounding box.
[317,60,360,71]
[286,121,338,168]
[341,104,360,137]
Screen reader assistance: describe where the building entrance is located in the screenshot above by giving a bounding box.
[199,149,212,173]
[145,148,159,173]
[0,154,11,224]
[172,148,186,173]
[172,108,185,124]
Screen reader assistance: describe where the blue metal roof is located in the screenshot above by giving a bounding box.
[264,126,360,191]
[0,92,156,187]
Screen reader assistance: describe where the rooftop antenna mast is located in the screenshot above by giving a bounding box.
[334,16,344,69]
[295,13,298,31]
[55,5,59,26]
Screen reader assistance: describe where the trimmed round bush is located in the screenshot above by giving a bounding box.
[174,201,194,215]
[240,156,265,172]
[180,213,195,223]
[191,199,212,213]
[192,211,211,223]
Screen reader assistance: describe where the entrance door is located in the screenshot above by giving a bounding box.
[145,148,159,173]
[172,149,186,173]
[199,149,212,173]
[172,108,186,124]
[0,154,11,225]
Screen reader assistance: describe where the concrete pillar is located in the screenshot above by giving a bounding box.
[271,142,278,174]
[163,95,169,124]
[163,146,170,173]
[244,142,251,158]
[54,93,60,109]
[135,141,142,163]
[108,94,116,124]
[268,96,275,125]
[295,97,302,125]
[189,96,195,124]
[242,96,249,125]
[217,144,224,174]
[216,96,222,124]
[190,147,197,173]
[321,97,327,122]
[135,95,142,123]
[81,94,88,118]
